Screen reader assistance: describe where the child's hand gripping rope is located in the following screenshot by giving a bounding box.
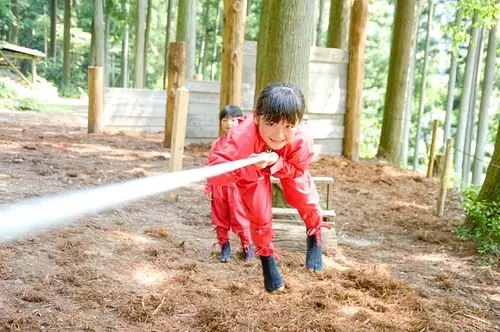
[250,151,279,170]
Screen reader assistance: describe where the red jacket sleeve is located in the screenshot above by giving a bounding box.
[269,123,314,179]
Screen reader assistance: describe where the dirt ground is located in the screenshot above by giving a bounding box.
[0,109,498,332]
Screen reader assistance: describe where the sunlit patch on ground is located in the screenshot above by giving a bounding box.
[133,265,169,286]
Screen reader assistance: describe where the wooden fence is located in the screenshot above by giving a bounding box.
[101,41,348,154]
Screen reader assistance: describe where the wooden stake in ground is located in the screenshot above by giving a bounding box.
[437,138,452,217]
[166,86,190,202]
[219,0,246,136]
[343,0,368,161]
[168,87,190,173]
[164,41,186,148]
[88,66,103,134]
[427,119,439,177]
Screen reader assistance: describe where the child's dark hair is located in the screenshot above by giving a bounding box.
[219,105,243,122]
[255,83,305,124]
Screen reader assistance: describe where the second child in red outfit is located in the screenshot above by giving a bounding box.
[204,106,255,262]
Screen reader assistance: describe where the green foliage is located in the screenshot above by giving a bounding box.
[458,182,480,204]
[359,0,394,158]
[0,80,40,111]
[448,0,500,50]
[456,184,500,257]
[245,0,261,41]
[0,0,13,39]
[13,96,39,110]
[458,0,500,29]
[361,0,500,165]
[36,24,90,97]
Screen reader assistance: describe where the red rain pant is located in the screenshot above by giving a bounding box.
[237,170,322,256]
[211,185,251,246]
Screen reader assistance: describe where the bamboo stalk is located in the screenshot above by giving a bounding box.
[427,119,439,177]
[437,138,452,217]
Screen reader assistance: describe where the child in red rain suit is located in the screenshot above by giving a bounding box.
[204,105,255,263]
[206,83,329,293]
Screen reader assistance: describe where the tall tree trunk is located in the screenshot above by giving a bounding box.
[110,53,116,87]
[10,0,18,45]
[473,15,498,185]
[90,19,96,65]
[188,0,197,79]
[412,0,433,171]
[454,13,480,182]
[104,15,110,87]
[122,0,130,88]
[254,0,272,104]
[210,0,222,81]
[62,0,71,88]
[401,0,425,169]
[163,0,173,89]
[262,0,315,97]
[443,7,462,147]
[197,3,211,76]
[143,0,152,87]
[343,0,368,161]
[44,5,48,55]
[475,120,500,202]
[463,29,484,184]
[201,18,210,80]
[94,0,105,67]
[50,0,57,60]
[326,0,350,49]
[176,0,196,79]
[376,0,416,165]
[316,0,325,47]
[220,0,246,130]
[134,0,146,88]
[246,0,251,16]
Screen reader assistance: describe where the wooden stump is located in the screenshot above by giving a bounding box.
[273,221,337,253]
[270,177,337,253]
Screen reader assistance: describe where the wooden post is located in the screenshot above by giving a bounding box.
[88,66,104,134]
[343,0,368,161]
[219,0,246,136]
[168,87,190,173]
[164,41,186,148]
[437,138,452,217]
[31,59,37,84]
[166,86,189,202]
[427,119,439,177]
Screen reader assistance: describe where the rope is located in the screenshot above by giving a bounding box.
[0,155,268,243]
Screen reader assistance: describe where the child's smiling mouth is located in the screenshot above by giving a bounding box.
[269,138,285,143]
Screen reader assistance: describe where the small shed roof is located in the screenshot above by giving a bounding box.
[0,43,46,58]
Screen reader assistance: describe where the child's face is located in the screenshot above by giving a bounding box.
[220,116,236,134]
[254,114,298,150]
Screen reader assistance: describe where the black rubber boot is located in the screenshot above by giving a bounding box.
[243,245,255,261]
[306,233,323,272]
[217,241,230,262]
[260,255,284,293]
